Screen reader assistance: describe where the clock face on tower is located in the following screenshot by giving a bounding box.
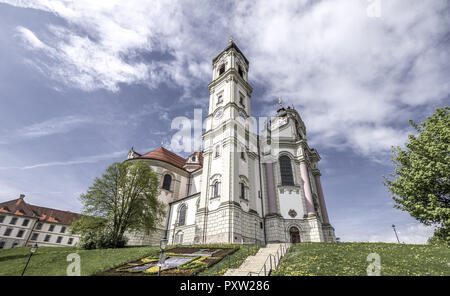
[215,109,223,120]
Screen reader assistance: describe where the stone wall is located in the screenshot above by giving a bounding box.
[125,227,165,246]
[321,224,336,242]
[265,215,325,243]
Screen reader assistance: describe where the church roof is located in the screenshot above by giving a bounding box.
[139,147,188,169]
[184,151,203,167]
[0,195,80,225]
[212,40,249,66]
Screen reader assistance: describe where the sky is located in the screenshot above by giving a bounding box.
[0,0,449,244]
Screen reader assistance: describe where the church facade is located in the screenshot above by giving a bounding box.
[126,41,336,246]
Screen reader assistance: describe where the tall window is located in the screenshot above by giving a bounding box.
[178,204,187,226]
[0,215,4,223]
[9,217,17,225]
[48,225,55,232]
[162,174,172,191]
[240,183,246,199]
[241,151,246,161]
[36,223,43,230]
[279,155,294,186]
[22,219,29,227]
[219,64,225,76]
[239,95,245,107]
[175,230,184,244]
[4,228,12,236]
[238,65,244,78]
[30,233,39,241]
[215,145,221,157]
[213,181,220,198]
[16,230,24,238]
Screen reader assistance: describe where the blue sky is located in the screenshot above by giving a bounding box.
[0,0,449,243]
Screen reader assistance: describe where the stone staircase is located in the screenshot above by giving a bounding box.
[224,243,291,276]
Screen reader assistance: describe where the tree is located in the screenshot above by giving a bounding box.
[77,160,165,248]
[70,216,110,249]
[384,107,449,245]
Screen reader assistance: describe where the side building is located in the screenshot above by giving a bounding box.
[0,195,80,249]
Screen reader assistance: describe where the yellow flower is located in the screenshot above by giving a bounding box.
[145,265,160,274]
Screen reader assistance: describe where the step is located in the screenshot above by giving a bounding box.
[224,243,291,276]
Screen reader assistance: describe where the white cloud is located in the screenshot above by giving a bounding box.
[16,26,46,49]
[0,115,91,144]
[3,0,450,159]
[0,150,126,170]
[18,115,90,138]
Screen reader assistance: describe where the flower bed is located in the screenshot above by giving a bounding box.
[101,246,238,276]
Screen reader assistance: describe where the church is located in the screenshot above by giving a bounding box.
[125,40,336,246]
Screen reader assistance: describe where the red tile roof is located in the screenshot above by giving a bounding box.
[138,147,188,169]
[0,197,80,225]
[184,151,203,167]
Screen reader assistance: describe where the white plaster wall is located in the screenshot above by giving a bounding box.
[0,214,34,248]
[190,171,202,195]
[168,194,199,229]
[279,191,305,220]
[0,214,80,249]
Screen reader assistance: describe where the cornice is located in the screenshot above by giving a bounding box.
[208,68,253,94]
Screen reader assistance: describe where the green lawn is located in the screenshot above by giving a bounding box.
[197,244,260,276]
[0,245,160,276]
[272,242,450,276]
[4,242,445,276]
[0,244,258,276]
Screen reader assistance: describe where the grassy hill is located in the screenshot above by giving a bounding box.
[272,242,450,276]
[0,244,256,276]
[1,242,448,276]
[0,245,160,276]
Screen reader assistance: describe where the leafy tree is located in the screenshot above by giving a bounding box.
[70,216,106,235]
[384,107,449,245]
[77,160,165,248]
[69,216,113,250]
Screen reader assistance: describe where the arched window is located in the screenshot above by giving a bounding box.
[162,174,172,190]
[240,182,246,199]
[238,65,243,78]
[215,145,221,157]
[178,204,187,226]
[219,64,225,76]
[175,230,184,244]
[279,155,294,186]
[213,181,219,198]
[289,226,301,243]
[241,151,246,160]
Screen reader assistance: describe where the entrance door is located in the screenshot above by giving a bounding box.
[289,227,301,243]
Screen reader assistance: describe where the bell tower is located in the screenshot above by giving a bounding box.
[206,37,252,123]
[196,39,264,244]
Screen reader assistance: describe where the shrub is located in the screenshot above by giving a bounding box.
[428,227,450,247]
[78,229,128,250]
